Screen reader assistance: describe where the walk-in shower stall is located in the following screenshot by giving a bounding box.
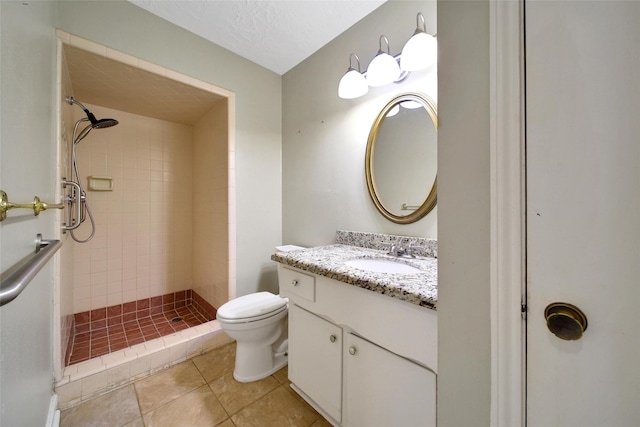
[54,35,235,409]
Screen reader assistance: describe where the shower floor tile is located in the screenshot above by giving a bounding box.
[66,304,211,366]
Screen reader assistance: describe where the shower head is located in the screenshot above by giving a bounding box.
[65,96,119,129]
[92,118,119,129]
[72,117,119,145]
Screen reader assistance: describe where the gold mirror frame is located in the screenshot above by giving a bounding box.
[365,93,438,224]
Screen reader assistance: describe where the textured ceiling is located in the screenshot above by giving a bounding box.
[65,1,386,125]
[128,0,386,75]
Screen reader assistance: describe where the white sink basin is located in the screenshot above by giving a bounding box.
[344,259,422,274]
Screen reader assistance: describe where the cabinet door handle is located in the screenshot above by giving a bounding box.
[329,334,337,343]
[291,279,298,286]
[349,346,357,355]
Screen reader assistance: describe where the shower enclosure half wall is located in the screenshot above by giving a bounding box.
[54,32,236,408]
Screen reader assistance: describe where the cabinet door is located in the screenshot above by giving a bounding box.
[289,304,343,423]
[344,333,436,427]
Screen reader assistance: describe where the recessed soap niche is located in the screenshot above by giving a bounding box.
[87,176,113,191]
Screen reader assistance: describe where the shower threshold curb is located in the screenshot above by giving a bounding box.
[55,320,233,410]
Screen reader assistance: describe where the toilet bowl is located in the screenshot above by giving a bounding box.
[217,292,289,382]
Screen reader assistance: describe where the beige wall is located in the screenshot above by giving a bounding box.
[68,104,196,312]
[282,1,437,247]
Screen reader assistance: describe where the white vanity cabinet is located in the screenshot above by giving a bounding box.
[289,304,343,422]
[279,265,437,427]
[343,333,436,427]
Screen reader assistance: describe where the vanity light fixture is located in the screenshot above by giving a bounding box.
[338,54,368,99]
[400,100,424,109]
[385,101,420,118]
[400,13,437,71]
[366,36,402,87]
[338,12,436,100]
[386,104,401,117]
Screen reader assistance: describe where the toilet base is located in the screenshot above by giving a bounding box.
[233,347,288,383]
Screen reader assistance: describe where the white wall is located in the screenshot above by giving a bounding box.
[57,0,283,297]
[0,1,58,425]
[282,0,437,247]
[283,1,493,426]
[437,1,491,425]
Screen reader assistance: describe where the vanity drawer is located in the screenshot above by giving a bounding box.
[279,267,315,302]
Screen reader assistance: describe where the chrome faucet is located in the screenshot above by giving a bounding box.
[387,244,407,257]
[387,244,423,258]
[408,245,424,257]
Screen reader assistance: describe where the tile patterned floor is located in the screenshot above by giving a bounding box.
[60,343,332,427]
[67,304,211,365]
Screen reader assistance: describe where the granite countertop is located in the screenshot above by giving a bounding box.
[271,244,437,310]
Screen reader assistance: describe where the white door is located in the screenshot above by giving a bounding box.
[526,1,640,426]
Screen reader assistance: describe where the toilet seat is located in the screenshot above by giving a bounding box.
[217,292,288,324]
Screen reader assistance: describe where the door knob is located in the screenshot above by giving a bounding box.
[544,302,588,341]
[329,334,337,343]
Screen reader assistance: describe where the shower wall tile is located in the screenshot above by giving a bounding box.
[107,258,122,271]
[92,297,107,311]
[192,102,230,309]
[70,105,199,312]
[137,287,150,300]
[107,280,122,296]
[65,96,230,318]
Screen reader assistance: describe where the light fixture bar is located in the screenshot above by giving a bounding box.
[338,11,437,99]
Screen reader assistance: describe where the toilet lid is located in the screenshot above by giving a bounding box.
[217,292,288,321]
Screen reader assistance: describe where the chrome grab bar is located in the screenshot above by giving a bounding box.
[0,190,65,221]
[0,234,62,306]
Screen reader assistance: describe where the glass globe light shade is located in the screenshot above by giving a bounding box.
[338,69,368,99]
[401,100,424,109]
[385,104,400,117]
[366,52,401,87]
[400,32,437,71]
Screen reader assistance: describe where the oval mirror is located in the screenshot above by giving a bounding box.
[365,93,438,224]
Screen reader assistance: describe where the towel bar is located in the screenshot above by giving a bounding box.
[401,203,420,211]
[0,234,62,306]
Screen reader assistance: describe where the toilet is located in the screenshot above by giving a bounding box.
[217,245,303,382]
